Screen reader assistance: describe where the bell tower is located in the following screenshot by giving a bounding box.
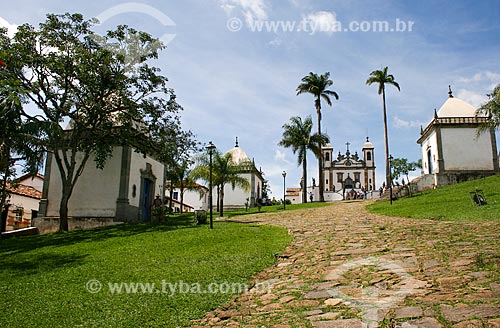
[362,137,375,168]
[362,137,375,190]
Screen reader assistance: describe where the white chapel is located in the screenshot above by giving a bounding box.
[416,86,499,189]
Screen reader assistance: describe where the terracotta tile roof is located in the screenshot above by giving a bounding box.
[165,197,194,209]
[6,183,42,199]
[165,181,208,190]
[17,173,44,182]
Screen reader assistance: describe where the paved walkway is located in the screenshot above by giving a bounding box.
[192,201,500,327]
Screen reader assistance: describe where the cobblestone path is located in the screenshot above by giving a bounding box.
[192,201,500,327]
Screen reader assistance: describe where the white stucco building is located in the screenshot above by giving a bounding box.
[168,183,208,212]
[416,87,498,189]
[38,145,164,231]
[3,173,43,231]
[221,139,264,209]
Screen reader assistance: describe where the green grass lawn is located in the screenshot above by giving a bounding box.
[224,201,333,218]
[0,221,291,327]
[367,174,500,221]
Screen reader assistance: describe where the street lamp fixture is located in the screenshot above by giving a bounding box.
[206,141,216,229]
[282,170,287,210]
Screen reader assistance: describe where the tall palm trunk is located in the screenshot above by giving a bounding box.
[216,186,220,212]
[302,146,307,203]
[219,185,224,217]
[316,105,325,202]
[381,89,392,198]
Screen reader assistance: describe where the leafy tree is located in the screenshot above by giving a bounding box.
[297,72,339,202]
[278,116,329,203]
[390,157,419,185]
[2,13,184,231]
[190,150,250,217]
[0,48,45,231]
[151,115,199,213]
[366,67,400,201]
[477,84,500,132]
[261,178,271,200]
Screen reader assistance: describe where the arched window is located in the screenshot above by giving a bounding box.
[367,151,372,161]
[325,152,330,161]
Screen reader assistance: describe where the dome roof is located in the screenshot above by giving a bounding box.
[363,137,374,149]
[437,97,480,118]
[226,138,251,163]
[226,146,250,163]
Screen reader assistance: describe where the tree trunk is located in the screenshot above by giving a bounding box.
[180,190,184,214]
[169,183,174,213]
[58,183,72,232]
[381,89,392,203]
[0,171,9,233]
[53,149,90,232]
[216,186,220,212]
[179,182,184,213]
[317,106,325,202]
[302,148,307,203]
[219,185,224,217]
[0,146,12,232]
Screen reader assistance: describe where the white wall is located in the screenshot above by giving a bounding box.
[128,151,164,208]
[221,172,262,208]
[441,128,494,170]
[46,148,122,217]
[7,193,40,228]
[420,130,439,174]
[171,188,208,210]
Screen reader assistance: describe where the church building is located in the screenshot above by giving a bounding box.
[37,145,164,233]
[416,87,498,189]
[307,138,376,201]
[222,138,264,209]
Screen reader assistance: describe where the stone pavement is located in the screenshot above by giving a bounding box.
[192,201,500,327]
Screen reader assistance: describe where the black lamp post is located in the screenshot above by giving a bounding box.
[282,170,287,210]
[206,141,216,229]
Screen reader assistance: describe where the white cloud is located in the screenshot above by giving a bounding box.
[458,71,500,84]
[304,11,338,34]
[274,149,287,162]
[267,38,282,47]
[393,116,424,129]
[0,17,18,37]
[218,0,268,25]
[455,89,488,108]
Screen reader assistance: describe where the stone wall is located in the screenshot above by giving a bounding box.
[33,217,117,234]
[412,172,497,193]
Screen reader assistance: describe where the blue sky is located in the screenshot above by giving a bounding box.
[2,0,500,198]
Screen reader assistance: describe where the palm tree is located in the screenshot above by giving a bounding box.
[279,116,329,203]
[477,83,500,132]
[171,163,200,213]
[366,66,400,201]
[190,150,250,217]
[297,72,338,202]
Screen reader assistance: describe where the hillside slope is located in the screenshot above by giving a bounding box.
[367,174,500,221]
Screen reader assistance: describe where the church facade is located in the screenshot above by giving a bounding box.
[416,87,498,189]
[325,138,376,200]
[305,138,376,202]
